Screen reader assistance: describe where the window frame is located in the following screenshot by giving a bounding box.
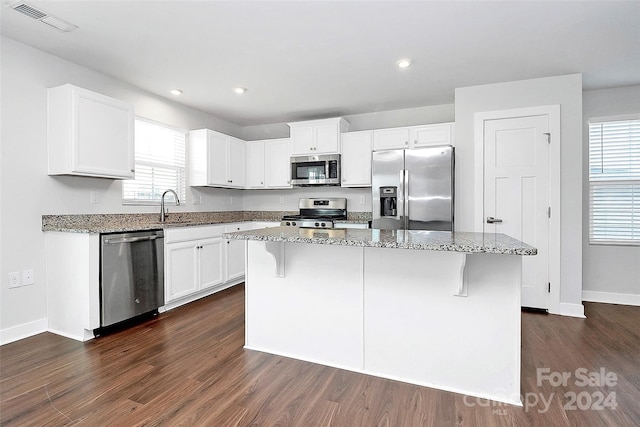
[122,117,187,206]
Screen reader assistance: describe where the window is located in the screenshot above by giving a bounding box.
[123,118,187,205]
[588,117,640,245]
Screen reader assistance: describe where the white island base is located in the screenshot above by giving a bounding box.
[244,239,523,406]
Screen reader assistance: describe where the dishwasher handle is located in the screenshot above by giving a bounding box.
[103,235,160,245]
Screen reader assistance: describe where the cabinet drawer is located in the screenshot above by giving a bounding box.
[224,222,254,233]
[165,225,225,243]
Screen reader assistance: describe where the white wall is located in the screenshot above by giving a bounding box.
[241,104,455,141]
[243,187,370,213]
[582,86,640,305]
[0,37,246,340]
[454,74,584,316]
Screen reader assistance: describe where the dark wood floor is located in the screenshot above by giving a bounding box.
[1,284,639,426]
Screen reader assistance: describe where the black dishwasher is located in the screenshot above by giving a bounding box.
[99,229,164,329]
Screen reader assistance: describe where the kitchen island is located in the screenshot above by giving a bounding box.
[224,226,536,406]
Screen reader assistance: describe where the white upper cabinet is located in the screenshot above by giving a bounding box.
[227,137,246,188]
[245,140,266,188]
[189,129,245,188]
[373,123,455,151]
[264,138,292,188]
[372,127,410,151]
[411,123,455,147]
[47,84,134,179]
[341,130,373,187]
[288,118,350,155]
[245,138,292,189]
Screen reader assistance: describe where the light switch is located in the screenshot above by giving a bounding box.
[90,191,99,204]
[8,272,20,288]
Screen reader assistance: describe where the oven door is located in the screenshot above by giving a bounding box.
[290,154,341,186]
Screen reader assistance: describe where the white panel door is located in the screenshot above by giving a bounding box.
[228,138,246,188]
[373,127,410,150]
[245,141,265,188]
[290,126,314,155]
[198,238,225,291]
[484,115,549,309]
[165,241,198,302]
[207,131,228,186]
[314,123,340,153]
[265,138,292,188]
[341,131,373,187]
[75,91,134,177]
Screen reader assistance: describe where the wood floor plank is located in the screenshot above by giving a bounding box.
[1,284,639,426]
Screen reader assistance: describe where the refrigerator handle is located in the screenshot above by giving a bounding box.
[404,169,409,229]
[398,170,404,223]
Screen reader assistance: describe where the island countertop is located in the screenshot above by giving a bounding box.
[224,226,537,256]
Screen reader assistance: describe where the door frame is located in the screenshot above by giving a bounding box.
[473,105,561,313]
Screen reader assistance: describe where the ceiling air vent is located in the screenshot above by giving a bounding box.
[11,2,78,32]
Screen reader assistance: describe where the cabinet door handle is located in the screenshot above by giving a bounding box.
[486,217,503,224]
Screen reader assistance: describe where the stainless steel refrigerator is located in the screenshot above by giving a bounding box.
[372,145,454,231]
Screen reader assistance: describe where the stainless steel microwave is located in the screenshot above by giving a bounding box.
[290,154,341,186]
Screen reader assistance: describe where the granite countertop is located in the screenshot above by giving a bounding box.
[42,212,284,233]
[41,212,374,233]
[223,226,537,256]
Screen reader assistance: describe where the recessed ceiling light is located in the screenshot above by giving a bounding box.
[234,87,247,95]
[397,59,412,69]
[169,89,183,96]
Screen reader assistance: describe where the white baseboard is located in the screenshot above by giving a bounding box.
[161,279,243,313]
[582,290,640,307]
[552,302,585,318]
[0,318,47,345]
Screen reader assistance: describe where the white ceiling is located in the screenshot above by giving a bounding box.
[2,1,639,126]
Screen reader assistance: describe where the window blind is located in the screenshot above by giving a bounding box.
[123,118,187,205]
[588,118,640,245]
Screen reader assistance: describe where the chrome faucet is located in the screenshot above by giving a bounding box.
[160,189,180,223]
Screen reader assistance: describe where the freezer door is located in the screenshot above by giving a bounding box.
[405,146,454,231]
[372,149,404,230]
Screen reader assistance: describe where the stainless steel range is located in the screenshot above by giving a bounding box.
[281,198,347,228]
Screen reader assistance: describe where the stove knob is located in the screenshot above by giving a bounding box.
[285,222,290,226]
[321,223,327,227]
[292,221,297,226]
[315,222,319,227]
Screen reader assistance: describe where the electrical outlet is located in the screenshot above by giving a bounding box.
[22,269,34,286]
[89,191,99,204]
[359,195,366,205]
[8,272,20,288]
[279,197,285,204]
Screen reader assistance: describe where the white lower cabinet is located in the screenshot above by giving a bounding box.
[164,222,275,309]
[165,225,226,305]
[224,223,253,281]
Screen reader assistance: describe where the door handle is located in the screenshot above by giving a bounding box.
[104,235,159,244]
[486,217,503,224]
